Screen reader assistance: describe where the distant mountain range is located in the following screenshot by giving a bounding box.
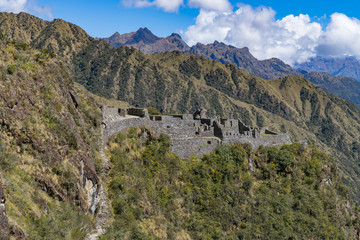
[103,28,301,80]
[296,56,360,81]
[102,28,360,107]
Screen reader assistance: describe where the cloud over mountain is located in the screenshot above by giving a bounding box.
[316,13,360,58]
[184,4,323,65]
[184,4,360,65]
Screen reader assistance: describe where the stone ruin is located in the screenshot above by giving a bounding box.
[101,106,292,158]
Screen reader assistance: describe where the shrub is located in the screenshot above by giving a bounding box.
[147,107,161,115]
[7,64,16,74]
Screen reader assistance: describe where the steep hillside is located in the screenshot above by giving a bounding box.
[101,128,360,239]
[0,12,91,65]
[0,39,129,238]
[1,12,360,200]
[296,56,360,80]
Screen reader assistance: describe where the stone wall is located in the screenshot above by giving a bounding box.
[102,107,293,159]
[171,137,221,158]
[223,133,292,149]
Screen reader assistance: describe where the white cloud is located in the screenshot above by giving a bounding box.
[0,0,27,12]
[32,4,52,19]
[184,4,322,64]
[122,0,183,12]
[187,0,232,12]
[316,13,360,58]
[0,0,52,19]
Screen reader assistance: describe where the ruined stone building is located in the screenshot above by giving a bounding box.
[101,106,292,158]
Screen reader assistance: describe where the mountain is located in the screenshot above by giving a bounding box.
[0,40,358,238]
[188,41,302,79]
[102,28,190,54]
[102,29,360,109]
[0,12,360,239]
[102,28,300,79]
[296,56,360,80]
[2,12,360,201]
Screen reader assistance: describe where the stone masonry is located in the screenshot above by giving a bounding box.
[101,106,292,158]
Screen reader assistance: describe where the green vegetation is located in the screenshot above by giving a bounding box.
[101,128,359,239]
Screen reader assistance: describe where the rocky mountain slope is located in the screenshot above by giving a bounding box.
[296,56,360,80]
[0,39,97,238]
[1,12,360,201]
[0,37,130,238]
[102,28,360,108]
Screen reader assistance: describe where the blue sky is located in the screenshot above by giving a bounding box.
[1,0,360,64]
[24,0,360,37]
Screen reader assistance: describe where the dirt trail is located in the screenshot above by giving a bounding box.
[85,129,111,240]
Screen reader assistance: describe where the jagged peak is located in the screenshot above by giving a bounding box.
[110,32,121,38]
[169,33,182,39]
[136,27,154,35]
[127,27,160,44]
